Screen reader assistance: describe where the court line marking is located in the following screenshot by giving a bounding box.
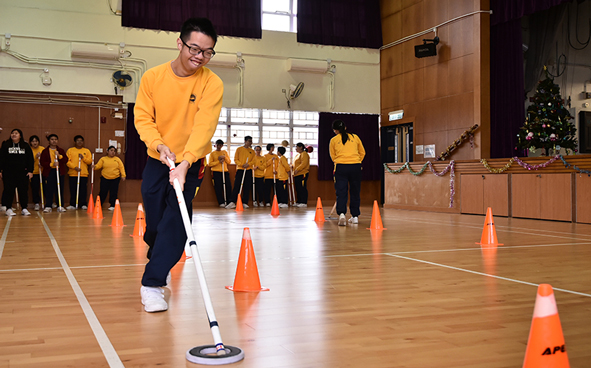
[0,217,12,261]
[39,214,125,368]
[386,253,591,298]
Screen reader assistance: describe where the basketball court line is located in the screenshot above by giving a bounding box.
[38,214,125,368]
[387,253,591,298]
[0,217,12,261]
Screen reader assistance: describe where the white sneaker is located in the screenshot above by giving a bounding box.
[297,203,308,208]
[225,202,236,209]
[265,203,271,207]
[108,207,115,211]
[81,205,87,210]
[21,209,31,216]
[260,202,264,207]
[253,201,258,207]
[219,203,226,208]
[57,206,66,212]
[348,216,358,224]
[66,205,76,210]
[34,204,40,211]
[243,204,249,209]
[43,207,52,213]
[141,286,168,312]
[0,206,6,212]
[166,272,172,286]
[338,213,346,226]
[6,208,16,216]
[278,203,288,208]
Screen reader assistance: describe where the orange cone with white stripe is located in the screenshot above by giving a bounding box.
[476,207,503,245]
[314,197,325,222]
[92,196,103,219]
[130,203,146,238]
[523,284,570,368]
[225,228,269,292]
[367,200,386,230]
[110,199,125,227]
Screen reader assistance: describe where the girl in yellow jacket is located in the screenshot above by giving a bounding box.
[263,143,278,207]
[275,146,291,208]
[293,142,310,207]
[93,146,126,210]
[251,145,267,207]
[66,135,93,210]
[208,139,231,207]
[329,119,365,226]
[29,135,44,211]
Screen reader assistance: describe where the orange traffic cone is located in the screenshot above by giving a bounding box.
[236,194,244,212]
[225,228,269,292]
[87,193,94,214]
[130,203,146,238]
[110,199,125,227]
[367,200,386,230]
[270,195,280,216]
[314,197,325,222]
[523,284,570,368]
[93,196,103,219]
[476,207,503,245]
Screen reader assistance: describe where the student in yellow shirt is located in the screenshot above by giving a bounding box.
[134,18,223,312]
[93,146,126,210]
[29,135,45,211]
[263,143,278,207]
[251,145,267,207]
[66,135,93,210]
[275,146,291,208]
[40,134,68,213]
[226,135,255,209]
[329,119,366,226]
[208,139,231,207]
[293,142,310,207]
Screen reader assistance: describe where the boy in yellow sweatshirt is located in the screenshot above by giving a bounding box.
[226,135,255,209]
[134,17,223,313]
[93,146,126,210]
[275,146,291,208]
[66,135,93,210]
[251,145,267,207]
[29,135,44,211]
[293,142,310,207]
[208,139,231,207]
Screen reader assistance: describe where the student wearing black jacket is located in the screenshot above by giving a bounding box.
[0,128,34,216]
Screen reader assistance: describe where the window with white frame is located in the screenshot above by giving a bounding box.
[209,107,318,166]
[262,0,298,33]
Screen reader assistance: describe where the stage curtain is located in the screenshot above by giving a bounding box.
[122,0,262,39]
[317,112,380,181]
[297,0,382,49]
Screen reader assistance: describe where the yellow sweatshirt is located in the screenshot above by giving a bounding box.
[293,151,310,176]
[31,145,45,174]
[95,156,126,180]
[234,146,255,171]
[252,156,267,178]
[66,147,93,177]
[329,133,366,165]
[276,155,290,181]
[134,61,224,165]
[208,150,230,172]
[263,153,278,179]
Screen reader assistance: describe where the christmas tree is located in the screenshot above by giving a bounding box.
[516,68,578,155]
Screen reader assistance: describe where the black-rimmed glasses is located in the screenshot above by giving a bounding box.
[181,39,216,59]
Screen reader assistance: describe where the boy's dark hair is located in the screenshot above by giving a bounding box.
[180,18,218,46]
[29,135,40,143]
[74,135,84,142]
[215,139,224,145]
[108,145,116,151]
[296,142,305,149]
[244,136,252,142]
[47,133,58,141]
[266,143,274,151]
[277,146,286,155]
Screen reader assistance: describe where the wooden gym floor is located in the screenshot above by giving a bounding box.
[1,203,590,368]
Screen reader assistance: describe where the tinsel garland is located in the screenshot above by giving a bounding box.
[480,158,515,173]
[479,154,591,174]
[436,124,479,161]
[559,156,591,176]
[383,161,455,208]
